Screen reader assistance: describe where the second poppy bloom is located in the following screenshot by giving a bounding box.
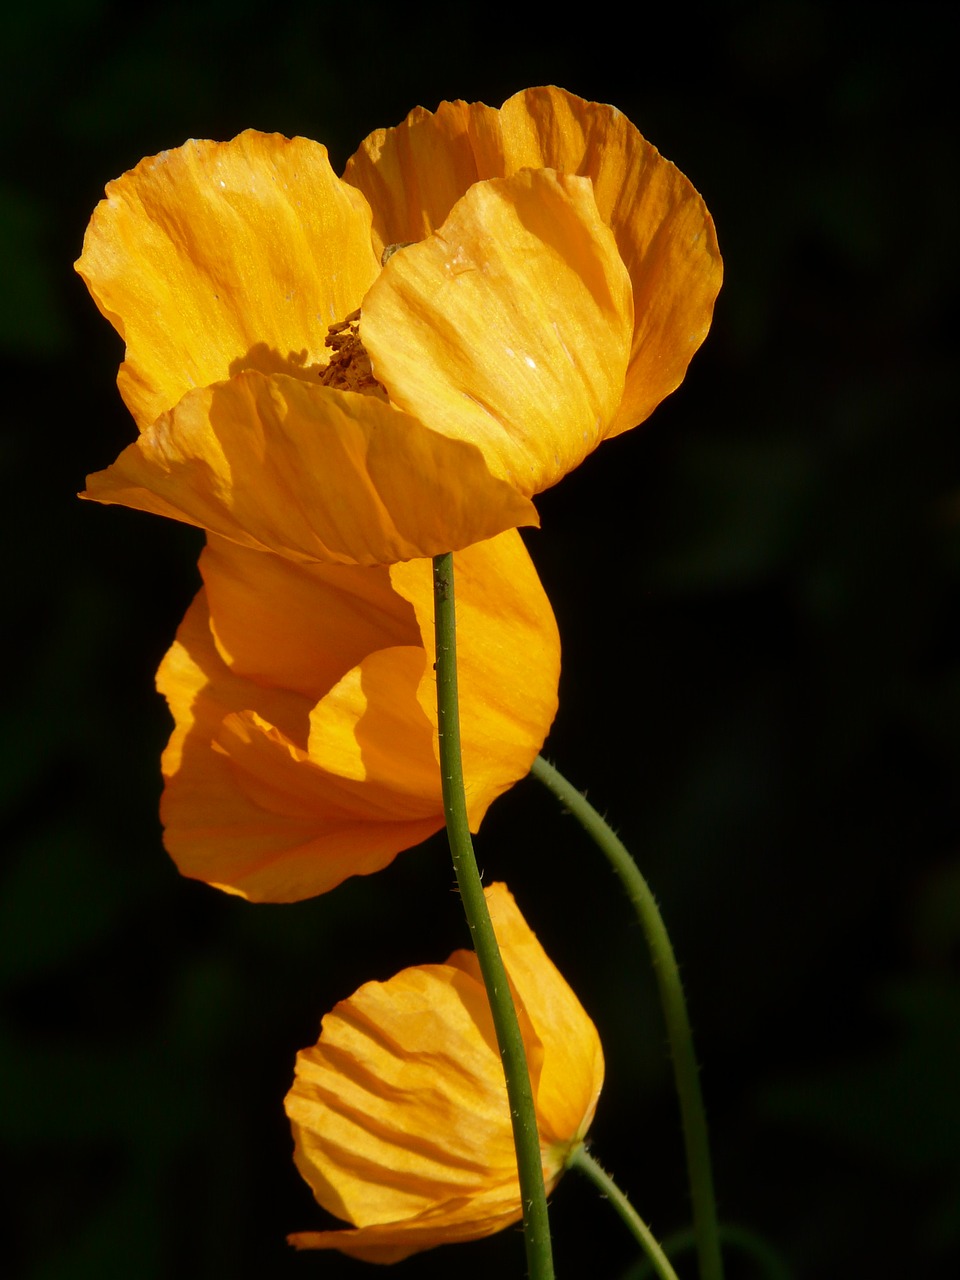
[78,87,721,566]
[157,530,558,902]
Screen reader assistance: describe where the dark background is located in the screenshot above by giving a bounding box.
[2,2,958,1277]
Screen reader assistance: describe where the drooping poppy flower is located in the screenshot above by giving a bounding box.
[157,528,558,902]
[78,87,721,566]
[285,882,604,1261]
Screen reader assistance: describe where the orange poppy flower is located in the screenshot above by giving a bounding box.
[285,882,604,1261]
[157,528,558,902]
[78,87,721,566]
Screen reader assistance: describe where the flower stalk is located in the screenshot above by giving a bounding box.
[567,1145,680,1280]
[531,754,724,1280]
[433,553,555,1280]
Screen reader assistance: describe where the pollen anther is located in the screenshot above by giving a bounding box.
[319,309,388,399]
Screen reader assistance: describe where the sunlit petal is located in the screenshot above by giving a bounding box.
[156,534,558,903]
[77,131,379,431]
[498,86,722,436]
[390,531,560,827]
[362,169,632,493]
[344,99,504,260]
[81,95,718,561]
[347,86,721,441]
[450,882,604,1148]
[83,372,539,564]
[286,884,602,1258]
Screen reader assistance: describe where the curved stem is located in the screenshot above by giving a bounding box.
[433,554,554,1280]
[531,754,723,1280]
[569,1145,681,1280]
[625,1225,793,1280]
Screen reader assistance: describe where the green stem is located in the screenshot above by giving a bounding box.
[531,755,723,1280]
[625,1225,792,1280]
[433,554,554,1280]
[568,1145,681,1280]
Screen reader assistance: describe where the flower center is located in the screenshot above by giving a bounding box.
[318,309,387,399]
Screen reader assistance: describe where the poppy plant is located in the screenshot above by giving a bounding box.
[285,882,604,1262]
[157,529,558,902]
[78,86,721,566]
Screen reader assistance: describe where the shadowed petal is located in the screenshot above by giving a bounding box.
[287,1201,525,1264]
[157,591,443,902]
[343,99,504,260]
[200,534,419,701]
[83,372,539,564]
[156,533,558,903]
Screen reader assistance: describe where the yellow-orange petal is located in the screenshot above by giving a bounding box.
[76,131,380,431]
[157,586,316,769]
[306,646,438,806]
[346,87,721,441]
[362,169,633,495]
[170,702,441,903]
[449,885,604,1151]
[199,535,419,703]
[156,601,443,901]
[83,372,539,565]
[286,964,531,1224]
[390,531,560,827]
[285,883,599,1259]
[287,1200,526,1262]
[497,86,722,437]
[156,533,558,903]
[343,99,504,261]
[200,708,443,901]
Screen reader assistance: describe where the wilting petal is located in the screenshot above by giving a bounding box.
[362,169,633,494]
[157,533,558,902]
[77,132,380,431]
[286,883,603,1259]
[84,372,539,564]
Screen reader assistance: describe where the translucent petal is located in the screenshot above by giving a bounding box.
[362,169,632,494]
[286,884,601,1259]
[498,86,722,435]
[390,531,560,828]
[343,99,504,260]
[200,535,419,701]
[77,131,379,430]
[287,965,521,1225]
[156,595,442,902]
[156,535,558,902]
[482,884,604,1146]
[83,372,539,564]
[347,86,721,439]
